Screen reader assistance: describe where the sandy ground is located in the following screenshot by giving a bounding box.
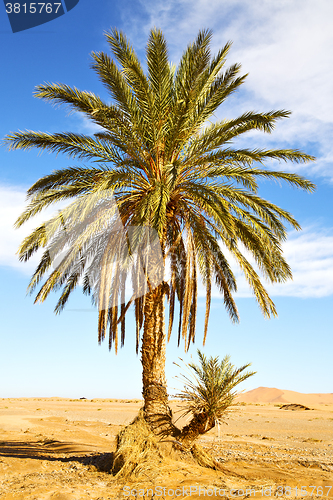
[0,397,332,499]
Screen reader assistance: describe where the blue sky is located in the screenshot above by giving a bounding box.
[0,0,332,398]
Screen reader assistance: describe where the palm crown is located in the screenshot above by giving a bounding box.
[5,28,315,355]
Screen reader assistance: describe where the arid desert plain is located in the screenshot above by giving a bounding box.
[0,387,332,500]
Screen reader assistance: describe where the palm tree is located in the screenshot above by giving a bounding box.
[4,28,315,440]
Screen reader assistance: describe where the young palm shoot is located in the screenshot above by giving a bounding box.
[175,350,256,446]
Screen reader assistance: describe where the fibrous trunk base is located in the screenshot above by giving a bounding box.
[112,410,163,478]
[112,410,221,478]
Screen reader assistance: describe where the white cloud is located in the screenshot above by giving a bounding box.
[270,229,333,297]
[205,228,333,299]
[0,185,66,275]
[0,186,33,273]
[223,1,333,122]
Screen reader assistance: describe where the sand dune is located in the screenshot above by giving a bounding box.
[238,386,333,405]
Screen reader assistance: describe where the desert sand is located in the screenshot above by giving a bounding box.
[0,389,332,499]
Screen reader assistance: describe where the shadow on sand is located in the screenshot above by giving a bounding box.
[0,439,114,472]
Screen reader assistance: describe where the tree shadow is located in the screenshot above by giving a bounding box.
[0,440,114,473]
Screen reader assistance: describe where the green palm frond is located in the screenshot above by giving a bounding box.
[4,131,121,163]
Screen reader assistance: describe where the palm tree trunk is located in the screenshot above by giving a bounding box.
[141,282,180,437]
